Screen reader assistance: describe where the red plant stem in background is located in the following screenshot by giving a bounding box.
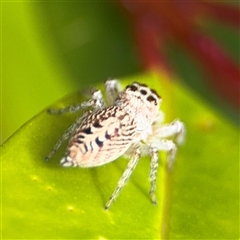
[201,2,240,28]
[182,33,240,108]
[117,1,240,109]
[133,15,172,73]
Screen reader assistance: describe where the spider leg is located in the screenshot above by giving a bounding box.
[47,89,105,115]
[45,113,87,161]
[154,119,185,145]
[105,146,141,210]
[151,140,177,171]
[105,79,121,105]
[91,89,106,110]
[46,90,105,160]
[149,147,159,204]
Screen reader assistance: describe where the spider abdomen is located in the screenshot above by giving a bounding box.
[62,105,137,167]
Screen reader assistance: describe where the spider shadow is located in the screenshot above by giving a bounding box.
[89,166,111,207]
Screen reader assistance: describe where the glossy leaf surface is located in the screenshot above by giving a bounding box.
[2,73,239,239]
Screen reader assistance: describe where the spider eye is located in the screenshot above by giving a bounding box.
[140,89,147,95]
[147,95,157,105]
[127,84,138,92]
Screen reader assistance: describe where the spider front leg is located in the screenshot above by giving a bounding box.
[148,139,178,205]
[151,139,177,171]
[105,146,141,210]
[48,89,106,115]
[45,113,88,161]
[151,119,185,170]
[149,147,159,204]
[155,119,185,145]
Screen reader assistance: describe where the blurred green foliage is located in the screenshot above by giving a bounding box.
[2,2,139,144]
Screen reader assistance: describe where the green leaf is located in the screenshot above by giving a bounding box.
[2,72,239,239]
